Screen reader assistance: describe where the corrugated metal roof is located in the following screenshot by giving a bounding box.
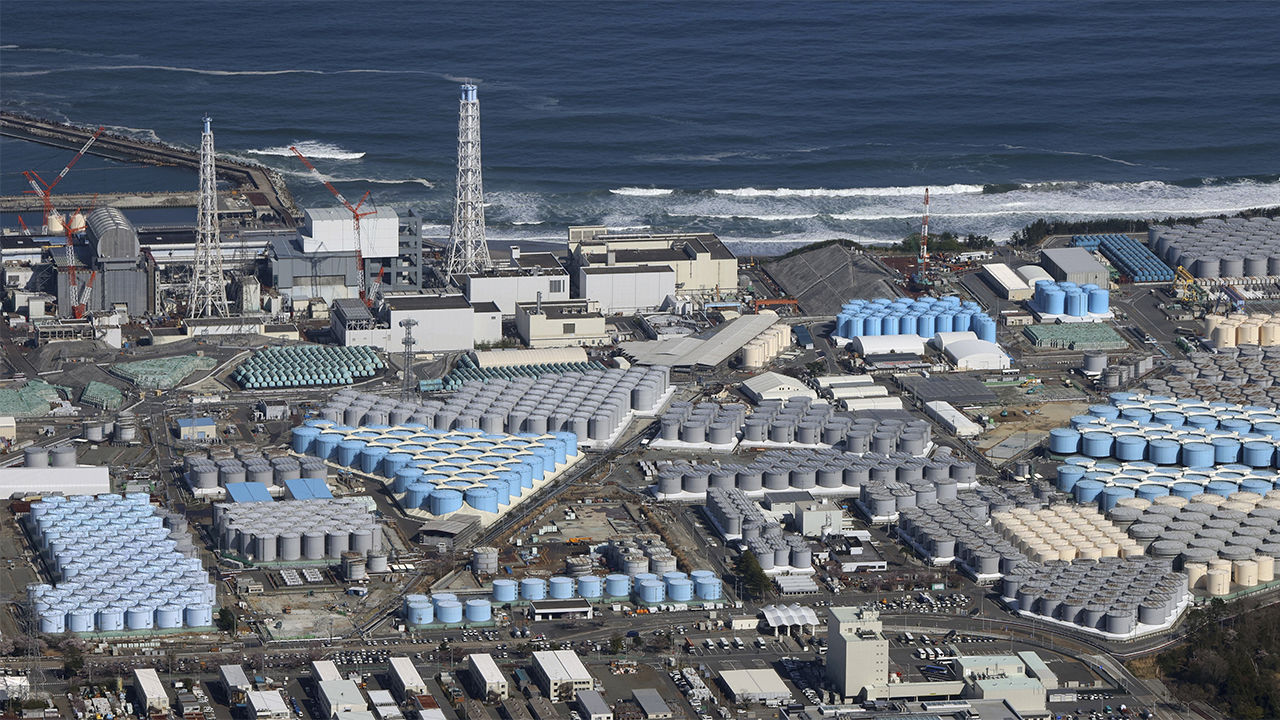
[226,482,274,503]
[622,312,778,368]
[284,477,332,500]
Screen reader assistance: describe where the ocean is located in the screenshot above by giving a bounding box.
[2,1,1278,253]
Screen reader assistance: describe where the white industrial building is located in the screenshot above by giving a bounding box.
[515,299,610,348]
[220,664,252,705]
[826,607,888,701]
[388,657,427,700]
[979,263,1034,301]
[931,331,1011,371]
[740,372,816,403]
[576,690,612,720]
[466,654,509,700]
[1041,247,1109,287]
[531,650,593,700]
[925,400,984,437]
[247,690,292,719]
[794,499,847,537]
[311,660,342,683]
[568,227,738,298]
[718,669,792,706]
[849,334,927,356]
[0,466,110,497]
[133,668,169,713]
[318,679,366,718]
[460,251,570,315]
[631,689,673,720]
[578,264,676,314]
[300,206,400,258]
[332,295,502,353]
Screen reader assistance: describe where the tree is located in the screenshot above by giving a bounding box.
[734,550,771,600]
[631,636,644,649]
[609,635,623,655]
[63,644,84,677]
[215,607,237,633]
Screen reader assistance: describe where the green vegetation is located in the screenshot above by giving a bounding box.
[734,550,771,600]
[887,231,994,255]
[62,644,84,676]
[1011,206,1280,247]
[215,607,236,632]
[609,635,624,654]
[1149,599,1280,720]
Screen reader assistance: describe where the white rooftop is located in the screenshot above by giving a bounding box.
[762,603,818,627]
[719,668,792,700]
[468,653,506,686]
[533,649,592,685]
[741,371,815,402]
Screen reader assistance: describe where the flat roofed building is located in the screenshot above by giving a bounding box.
[176,416,216,441]
[718,669,791,705]
[531,650,593,700]
[247,689,291,719]
[577,264,676,315]
[300,206,400,259]
[311,660,342,683]
[529,598,594,622]
[388,657,427,700]
[741,371,816,403]
[826,606,888,701]
[220,664,252,704]
[133,668,168,713]
[980,263,1033,301]
[568,228,737,297]
[1040,247,1109,286]
[461,252,571,315]
[0,466,110,496]
[318,679,365,718]
[515,299,609,348]
[575,689,612,720]
[332,294,501,353]
[631,689,673,720]
[466,653,509,701]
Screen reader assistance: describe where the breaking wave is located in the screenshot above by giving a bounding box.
[712,184,986,198]
[609,187,675,196]
[247,141,365,160]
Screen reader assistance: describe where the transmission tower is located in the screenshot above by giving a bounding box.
[188,116,231,318]
[445,84,492,282]
[399,318,417,399]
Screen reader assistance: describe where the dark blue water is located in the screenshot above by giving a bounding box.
[3,1,1278,251]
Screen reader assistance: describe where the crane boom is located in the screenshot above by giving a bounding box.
[289,145,377,304]
[48,127,105,194]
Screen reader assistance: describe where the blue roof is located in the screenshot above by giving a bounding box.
[225,482,274,503]
[794,326,814,345]
[176,417,216,428]
[283,477,333,500]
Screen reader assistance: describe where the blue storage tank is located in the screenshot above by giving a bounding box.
[493,579,518,603]
[394,468,424,494]
[544,438,568,465]
[692,572,722,600]
[898,314,918,337]
[1181,442,1215,468]
[359,445,390,474]
[521,578,547,600]
[431,593,457,610]
[436,600,463,624]
[976,316,997,343]
[155,605,183,629]
[484,479,511,504]
[1241,477,1274,495]
[845,315,864,337]
[863,317,880,336]
[1049,428,1081,455]
[936,311,955,334]
[429,488,464,515]
[637,579,665,604]
[1044,288,1066,315]
[184,605,213,627]
[291,426,320,454]
[552,431,579,457]
[1081,432,1114,458]
[1205,480,1238,497]
[1088,287,1109,314]
[1088,404,1121,420]
[881,315,899,335]
[549,576,575,599]
[404,482,434,510]
[577,575,603,598]
[1153,412,1185,428]
[465,599,492,623]
[1136,484,1171,501]
[1220,418,1252,435]
[314,433,341,459]
[1252,422,1280,439]
[1114,435,1147,461]
[1186,414,1218,430]
[1073,479,1106,504]
[916,314,936,337]
[1099,486,1136,511]
[1064,289,1085,316]
[1170,482,1203,499]
[337,440,366,467]
[667,578,693,602]
[1147,439,1180,464]
[605,574,631,597]
[125,606,153,630]
[1056,465,1085,492]
[1211,437,1242,464]
[464,487,499,513]
[383,452,414,477]
[1121,408,1153,423]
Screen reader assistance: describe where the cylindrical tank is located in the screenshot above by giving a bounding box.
[493,579,518,603]
[520,577,547,600]
[435,600,464,624]
[549,576,575,599]
[605,574,631,597]
[465,599,492,623]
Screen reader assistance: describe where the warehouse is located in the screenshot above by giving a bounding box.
[332,295,502,353]
[621,311,781,369]
[979,263,1033,301]
[1040,247,1109,287]
[631,689,673,720]
[466,654,509,701]
[932,331,1011,371]
[575,690,612,720]
[849,335,927,356]
[389,657,427,700]
[515,299,610,348]
[577,264,676,314]
[568,227,738,297]
[247,690,291,719]
[718,668,792,705]
[133,669,169,713]
[318,679,366,718]
[460,251,570,314]
[0,465,110,496]
[740,372,816,403]
[531,650,593,700]
[924,401,983,437]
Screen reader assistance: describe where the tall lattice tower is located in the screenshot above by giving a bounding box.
[446,84,492,282]
[189,116,230,318]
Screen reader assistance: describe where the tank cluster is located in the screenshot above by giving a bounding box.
[740,323,793,370]
[835,296,997,343]
[1106,491,1280,595]
[314,367,669,445]
[703,488,813,572]
[1056,458,1279,511]
[1049,393,1280,468]
[212,498,381,563]
[604,533,682,576]
[79,411,140,443]
[1001,557,1188,635]
[1148,348,1280,405]
[185,446,329,493]
[989,505,1143,564]
[657,401,748,446]
[895,485,1043,576]
[294,421,575,518]
[25,493,216,634]
[1150,216,1280,279]
[1202,314,1280,350]
[21,444,80,469]
[232,345,384,389]
[1088,354,1157,390]
[851,450,979,522]
[402,593,492,626]
[1071,234,1173,283]
[1029,280,1110,317]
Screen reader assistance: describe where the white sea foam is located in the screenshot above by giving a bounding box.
[248,141,365,160]
[712,184,985,198]
[609,187,675,196]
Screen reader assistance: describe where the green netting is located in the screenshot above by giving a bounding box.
[1022,323,1129,351]
[110,355,218,389]
[81,381,124,410]
[0,380,64,417]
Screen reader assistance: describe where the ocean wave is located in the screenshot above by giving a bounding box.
[0,64,460,80]
[712,183,985,198]
[102,124,165,144]
[247,141,365,160]
[609,187,675,196]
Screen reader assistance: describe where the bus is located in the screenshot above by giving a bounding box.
[903,632,915,643]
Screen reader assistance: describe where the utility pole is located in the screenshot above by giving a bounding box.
[446,84,492,282]
[189,116,231,318]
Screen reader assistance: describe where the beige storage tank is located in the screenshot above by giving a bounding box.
[1184,561,1208,590]
[1229,492,1261,506]
[1261,323,1280,347]
[1212,323,1239,349]
[1238,323,1261,346]
[1077,545,1102,561]
[1233,559,1259,588]
[1098,541,1119,558]
[1256,555,1276,583]
[1203,314,1224,335]
[1190,493,1226,507]
[1206,569,1231,597]
[741,342,766,370]
[1151,495,1184,508]
[1209,558,1232,574]
[1119,543,1144,558]
[1118,496,1152,510]
[1056,543,1078,562]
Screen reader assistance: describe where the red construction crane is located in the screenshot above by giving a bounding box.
[24,126,104,231]
[73,270,97,319]
[289,145,377,305]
